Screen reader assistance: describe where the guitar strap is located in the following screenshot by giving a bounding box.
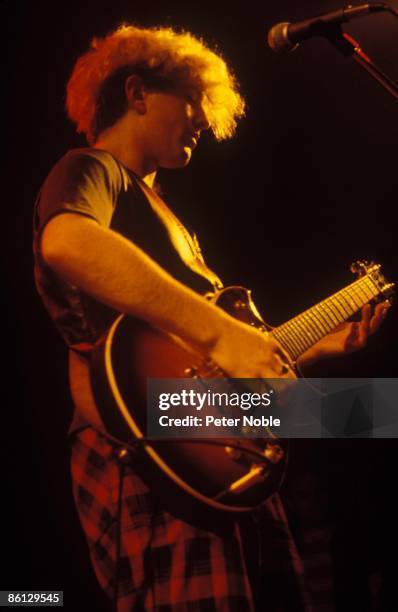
[134,175,224,292]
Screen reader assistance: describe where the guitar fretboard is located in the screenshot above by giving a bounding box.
[271,274,380,361]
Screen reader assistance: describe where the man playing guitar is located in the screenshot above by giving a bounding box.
[33,23,388,611]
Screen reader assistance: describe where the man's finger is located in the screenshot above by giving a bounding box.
[369,301,390,334]
[358,304,371,344]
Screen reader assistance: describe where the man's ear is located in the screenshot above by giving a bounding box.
[124,74,147,114]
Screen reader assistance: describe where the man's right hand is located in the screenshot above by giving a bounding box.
[210,317,295,381]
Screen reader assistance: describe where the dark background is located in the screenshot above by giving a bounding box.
[5,0,398,609]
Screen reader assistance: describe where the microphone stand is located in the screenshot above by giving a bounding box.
[323,8,398,102]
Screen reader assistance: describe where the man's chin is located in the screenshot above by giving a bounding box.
[161,148,192,169]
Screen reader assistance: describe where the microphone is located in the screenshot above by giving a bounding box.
[268,3,388,53]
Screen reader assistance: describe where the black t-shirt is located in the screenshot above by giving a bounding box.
[33,148,219,353]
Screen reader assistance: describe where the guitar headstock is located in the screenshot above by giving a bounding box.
[351,260,395,301]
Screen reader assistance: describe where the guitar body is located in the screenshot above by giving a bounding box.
[90,286,288,513]
[90,264,394,514]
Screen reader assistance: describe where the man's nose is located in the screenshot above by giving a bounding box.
[193,102,210,132]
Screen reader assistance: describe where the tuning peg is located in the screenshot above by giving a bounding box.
[351,260,369,276]
[382,282,395,298]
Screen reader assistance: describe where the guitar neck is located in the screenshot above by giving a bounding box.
[270,273,381,362]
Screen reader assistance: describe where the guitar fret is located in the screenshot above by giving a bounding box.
[364,276,379,298]
[287,319,311,353]
[272,328,298,360]
[285,323,306,357]
[290,319,308,355]
[333,294,351,317]
[276,322,301,354]
[329,296,346,320]
[324,299,342,325]
[343,287,361,310]
[349,284,364,310]
[352,282,369,305]
[349,286,363,309]
[340,292,356,319]
[325,298,345,323]
[308,306,330,335]
[293,325,315,353]
[303,314,324,339]
[351,286,365,308]
[351,287,365,309]
[282,326,303,357]
[283,338,301,361]
[300,312,323,342]
[314,304,334,331]
[337,290,355,316]
[318,300,339,326]
[295,316,318,351]
[351,282,366,307]
[345,281,366,306]
[283,321,308,354]
[359,279,375,300]
[276,325,302,360]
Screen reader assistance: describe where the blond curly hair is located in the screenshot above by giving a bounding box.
[66,24,245,144]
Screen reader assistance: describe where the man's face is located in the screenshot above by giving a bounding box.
[142,89,210,169]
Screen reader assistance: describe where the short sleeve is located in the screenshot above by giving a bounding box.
[34,149,123,240]
[32,148,128,353]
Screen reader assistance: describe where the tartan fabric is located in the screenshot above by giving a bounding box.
[69,427,311,611]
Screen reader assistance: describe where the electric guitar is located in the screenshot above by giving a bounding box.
[90,261,394,513]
